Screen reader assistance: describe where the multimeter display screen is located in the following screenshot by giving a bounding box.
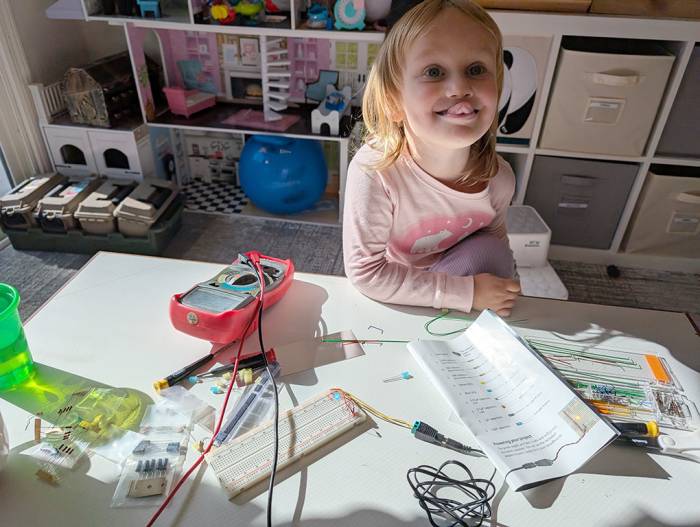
[181,287,246,313]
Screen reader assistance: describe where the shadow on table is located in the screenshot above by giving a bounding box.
[616,513,700,527]
[516,443,672,510]
[0,362,152,430]
[382,298,700,373]
[201,279,332,386]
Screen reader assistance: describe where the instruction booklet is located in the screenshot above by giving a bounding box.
[408,309,619,491]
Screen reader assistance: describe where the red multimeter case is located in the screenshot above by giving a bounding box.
[169,252,294,344]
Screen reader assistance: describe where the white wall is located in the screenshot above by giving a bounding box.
[9,0,127,84]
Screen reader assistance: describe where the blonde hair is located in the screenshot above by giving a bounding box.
[362,0,503,184]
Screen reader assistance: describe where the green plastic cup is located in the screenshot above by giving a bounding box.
[0,284,35,389]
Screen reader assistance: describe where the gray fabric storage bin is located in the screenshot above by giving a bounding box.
[524,156,638,249]
[657,45,700,158]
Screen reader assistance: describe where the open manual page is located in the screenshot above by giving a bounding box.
[408,310,619,491]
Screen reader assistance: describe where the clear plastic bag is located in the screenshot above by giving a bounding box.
[111,401,191,508]
[157,385,215,432]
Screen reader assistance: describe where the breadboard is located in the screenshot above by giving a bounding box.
[206,389,366,497]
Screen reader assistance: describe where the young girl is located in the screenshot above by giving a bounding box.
[343,0,521,316]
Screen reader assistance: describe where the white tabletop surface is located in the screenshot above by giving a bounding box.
[1,251,699,527]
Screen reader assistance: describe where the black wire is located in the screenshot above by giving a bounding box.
[250,260,279,527]
[407,459,496,527]
[503,431,586,482]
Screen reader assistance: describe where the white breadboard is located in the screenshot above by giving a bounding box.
[206,389,366,497]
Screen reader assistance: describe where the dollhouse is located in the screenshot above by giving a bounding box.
[57,0,700,270]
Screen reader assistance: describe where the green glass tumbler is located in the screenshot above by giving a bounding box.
[0,284,35,389]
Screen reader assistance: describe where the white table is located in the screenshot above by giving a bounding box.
[1,252,699,527]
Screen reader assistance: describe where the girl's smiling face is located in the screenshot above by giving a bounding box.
[398,7,499,153]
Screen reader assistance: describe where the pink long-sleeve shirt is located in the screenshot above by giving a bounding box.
[342,144,515,312]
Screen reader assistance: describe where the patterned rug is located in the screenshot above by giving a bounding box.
[2,211,698,321]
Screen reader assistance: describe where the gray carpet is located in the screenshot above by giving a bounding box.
[2,211,698,322]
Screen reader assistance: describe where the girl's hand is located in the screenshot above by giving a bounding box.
[472,273,521,317]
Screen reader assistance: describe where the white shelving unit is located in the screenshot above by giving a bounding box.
[76,1,700,271]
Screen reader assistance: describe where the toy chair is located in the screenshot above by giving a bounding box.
[163,87,216,118]
[137,0,161,17]
[311,85,351,136]
[305,70,339,102]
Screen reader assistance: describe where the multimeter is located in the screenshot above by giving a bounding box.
[169,252,294,344]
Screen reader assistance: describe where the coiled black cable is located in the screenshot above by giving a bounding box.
[406,459,496,527]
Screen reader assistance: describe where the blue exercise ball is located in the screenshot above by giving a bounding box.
[239,135,328,215]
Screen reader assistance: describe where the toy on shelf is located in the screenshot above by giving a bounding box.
[136,0,161,18]
[307,3,332,28]
[209,0,237,24]
[311,85,352,135]
[163,86,216,118]
[62,51,154,128]
[209,0,264,25]
[239,135,327,214]
[260,36,292,121]
[334,0,366,30]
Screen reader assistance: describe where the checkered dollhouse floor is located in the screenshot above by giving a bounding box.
[183,179,249,214]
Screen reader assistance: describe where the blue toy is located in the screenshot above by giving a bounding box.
[334,0,365,30]
[137,0,161,18]
[307,3,331,28]
[239,136,328,214]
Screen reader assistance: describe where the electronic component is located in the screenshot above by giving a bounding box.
[411,421,477,456]
[206,389,366,498]
[214,361,280,446]
[169,252,294,344]
[128,477,167,498]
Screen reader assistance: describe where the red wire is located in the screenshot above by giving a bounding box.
[146,284,262,526]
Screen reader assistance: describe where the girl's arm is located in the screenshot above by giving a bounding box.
[482,156,516,242]
[342,156,475,311]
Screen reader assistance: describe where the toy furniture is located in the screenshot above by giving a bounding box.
[136,0,161,17]
[311,85,351,135]
[62,51,156,128]
[163,86,216,118]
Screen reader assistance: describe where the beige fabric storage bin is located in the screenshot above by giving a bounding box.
[540,37,675,156]
[624,168,700,258]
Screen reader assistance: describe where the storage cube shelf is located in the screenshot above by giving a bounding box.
[73,2,700,272]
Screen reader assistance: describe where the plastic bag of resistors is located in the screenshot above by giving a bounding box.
[111,402,192,508]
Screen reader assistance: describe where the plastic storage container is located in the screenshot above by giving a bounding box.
[506,205,551,267]
[114,178,179,237]
[74,179,137,234]
[0,173,65,230]
[524,156,638,249]
[540,37,675,156]
[624,167,700,258]
[4,196,184,256]
[34,176,104,233]
[656,45,700,158]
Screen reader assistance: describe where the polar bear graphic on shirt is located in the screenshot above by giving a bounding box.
[410,229,452,254]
